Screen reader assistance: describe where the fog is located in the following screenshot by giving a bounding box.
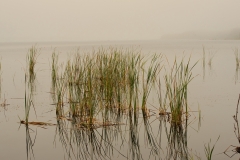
[1,1,240,42]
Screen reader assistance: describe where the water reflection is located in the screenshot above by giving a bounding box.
[54,116,128,160]
[128,110,141,160]
[51,110,197,160]
[224,94,240,158]
[142,109,159,159]
[158,115,189,160]
[25,125,37,160]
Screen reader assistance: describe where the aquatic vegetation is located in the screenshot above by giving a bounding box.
[204,136,220,160]
[51,50,59,84]
[163,57,197,124]
[141,54,161,111]
[26,46,39,83]
[24,47,39,124]
[24,46,199,159]
[49,47,198,130]
[50,48,164,128]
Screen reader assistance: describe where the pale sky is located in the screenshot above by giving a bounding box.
[1,0,240,42]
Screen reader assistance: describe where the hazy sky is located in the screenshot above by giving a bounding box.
[1,1,240,42]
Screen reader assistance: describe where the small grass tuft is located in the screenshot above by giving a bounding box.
[204,135,220,160]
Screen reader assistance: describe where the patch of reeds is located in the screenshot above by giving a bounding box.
[163,57,197,124]
[50,48,163,128]
[50,47,197,130]
[26,46,39,83]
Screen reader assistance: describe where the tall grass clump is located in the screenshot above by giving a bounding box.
[164,57,197,124]
[51,47,163,127]
[26,46,39,82]
[24,46,39,123]
[51,50,59,87]
[126,52,142,112]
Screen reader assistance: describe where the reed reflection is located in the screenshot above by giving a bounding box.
[25,125,37,160]
[158,114,189,160]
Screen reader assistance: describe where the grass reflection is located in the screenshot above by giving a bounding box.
[25,125,37,160]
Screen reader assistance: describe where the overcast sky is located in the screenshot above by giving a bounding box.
[1,1,240,42]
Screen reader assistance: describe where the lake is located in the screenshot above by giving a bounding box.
[0,40,240,160]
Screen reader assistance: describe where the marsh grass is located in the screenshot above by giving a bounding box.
[51,51,59,90]
[49,47,197,130]
[163,57,197,124]
[26,46,39,83]
[49,48,164,128]
[204,136,220,160]
[24,47,39,124]
[141,54,161,111]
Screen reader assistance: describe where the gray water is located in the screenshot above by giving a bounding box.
[0,40,240,160]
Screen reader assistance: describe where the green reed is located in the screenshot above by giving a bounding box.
[204,136,220,160]
[164,57,197,124]
[51,50,59,86]
[26,46,39,82]
[141,54,161,111]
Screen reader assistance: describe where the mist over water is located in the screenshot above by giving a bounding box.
[1,1,240,42]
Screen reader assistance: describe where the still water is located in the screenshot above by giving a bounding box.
[0,40,240,160]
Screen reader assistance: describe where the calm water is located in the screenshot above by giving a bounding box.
[0,40,240,160]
